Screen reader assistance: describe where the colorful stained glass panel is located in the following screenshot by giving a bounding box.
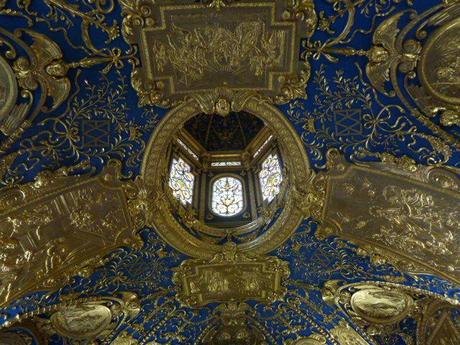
[259,153,283,203]
[168,157,195,205]
[211,176,244,217]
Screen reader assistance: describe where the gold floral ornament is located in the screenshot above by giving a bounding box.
[173,242,290,307]
[0,161,143,308]
[120,0,317,107]
[0,28,131,154]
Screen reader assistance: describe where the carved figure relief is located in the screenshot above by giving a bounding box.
[35,293,140,343]
[419,18,460,106]
[350,287,413,324]
[324,281,460,345]
[50,304,113,340]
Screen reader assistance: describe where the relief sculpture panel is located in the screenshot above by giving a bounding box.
[319,159,460,284]
[173,243,290,307]
[0,163,142,307]
[419,18,460,107]
[120,0,316,107]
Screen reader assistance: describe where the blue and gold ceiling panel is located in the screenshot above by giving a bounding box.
[0,0,459,344]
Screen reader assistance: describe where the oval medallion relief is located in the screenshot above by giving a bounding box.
[50,303,113,339]
[350,287,413,324]
[0,56,18,126]
[420,18,460,105]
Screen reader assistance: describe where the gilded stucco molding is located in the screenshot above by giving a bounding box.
[0,27,130,153]
[317,151,460,284]
[119,0,317,107]
[173,242,290,307]
[0,161,143,308]
[141,95,316,258]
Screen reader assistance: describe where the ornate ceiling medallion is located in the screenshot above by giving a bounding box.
[120,0,317,107]
[141,94,317,258]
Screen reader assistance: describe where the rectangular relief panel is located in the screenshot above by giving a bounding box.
[173,244,289,307]
[320,160,460,284]
[121,0,316,106]
[0,163,141,307]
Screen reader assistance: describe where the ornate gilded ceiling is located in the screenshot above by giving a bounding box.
[0,0,459,344]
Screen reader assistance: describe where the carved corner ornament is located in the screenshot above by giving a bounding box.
[0,161,144,308]
[316,151,460,285]
[119,0,317,107]
[0,28,71,152]
[173,242,290,307]
[365,3,460,147]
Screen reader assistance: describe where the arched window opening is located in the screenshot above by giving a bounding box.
[259,153,283,203]
[168,157,195,205]
[211,176,244,217]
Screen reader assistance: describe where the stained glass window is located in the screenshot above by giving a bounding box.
[211,176,244,217]
[259,153,283,203]
[168,157,195,205]
[210,161,242,167]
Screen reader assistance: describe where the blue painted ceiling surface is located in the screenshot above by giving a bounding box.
[0,0,459,344]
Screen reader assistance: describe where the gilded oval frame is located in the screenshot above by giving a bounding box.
[142,97,313,258]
